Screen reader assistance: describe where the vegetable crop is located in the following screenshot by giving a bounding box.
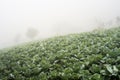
[0,27,120,80]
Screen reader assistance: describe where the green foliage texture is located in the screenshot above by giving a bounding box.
[0,27,120,80]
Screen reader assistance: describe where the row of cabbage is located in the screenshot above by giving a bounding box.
[0,27,120,80]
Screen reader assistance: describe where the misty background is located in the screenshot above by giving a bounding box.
[0,0,120,49]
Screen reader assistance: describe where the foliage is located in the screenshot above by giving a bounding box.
[0,27,120,80]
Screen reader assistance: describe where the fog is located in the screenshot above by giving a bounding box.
[0,0,120,49]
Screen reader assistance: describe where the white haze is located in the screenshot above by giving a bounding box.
[0,0,120,48]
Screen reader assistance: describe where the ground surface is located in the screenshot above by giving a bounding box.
[0,27,120,80]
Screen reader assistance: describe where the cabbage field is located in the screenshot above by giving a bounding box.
[0,27,120,80]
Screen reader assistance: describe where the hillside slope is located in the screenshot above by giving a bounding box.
[0,27,120,80]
